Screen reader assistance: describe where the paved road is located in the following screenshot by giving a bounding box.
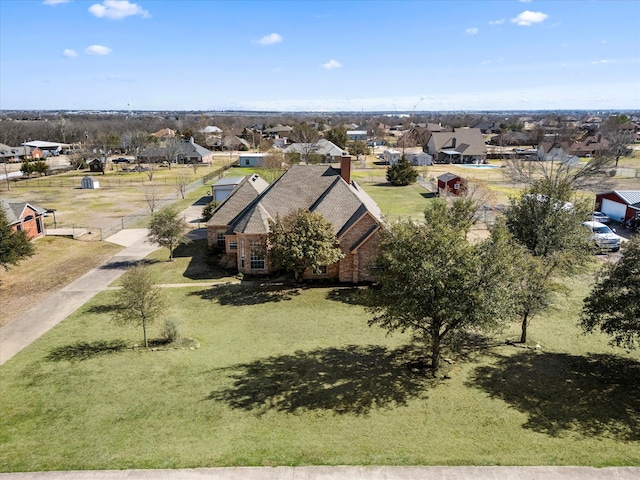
[1,466,639,480]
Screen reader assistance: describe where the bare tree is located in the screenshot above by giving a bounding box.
[503,155,615,192]
[263,149,286,182]
[176,170,190,199]
[290,123,320,163]
[144,183,161,214]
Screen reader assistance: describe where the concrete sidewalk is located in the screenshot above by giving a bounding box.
[0,229,158,365]
[1,466,639,480]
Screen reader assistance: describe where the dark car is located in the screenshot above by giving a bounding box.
[112,158,130,164]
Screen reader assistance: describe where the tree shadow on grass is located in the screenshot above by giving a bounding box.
[190,283,301,306]
[172,239,230,281]
[467,351,640,441]
[85,303,120,314]
[207,343,435,416]
[45,339,128,362]
[99,258,161,270]
[325,287,372,307]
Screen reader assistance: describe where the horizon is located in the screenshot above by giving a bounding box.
[2,1,639,111]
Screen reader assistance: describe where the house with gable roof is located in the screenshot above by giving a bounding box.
[1,198,47,240]
[207,158,384,283]
[425,128,487,164]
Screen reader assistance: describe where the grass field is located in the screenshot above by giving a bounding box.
[1,245,638,471]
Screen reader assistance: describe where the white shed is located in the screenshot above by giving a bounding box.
[383,148,402,165]
[406,152,433,166]
[81,176,99,189]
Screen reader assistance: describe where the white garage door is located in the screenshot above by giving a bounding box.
[601,199,627,222]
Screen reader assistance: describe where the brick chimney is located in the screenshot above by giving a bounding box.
[340,153,352,183]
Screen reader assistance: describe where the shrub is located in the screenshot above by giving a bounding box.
[202,201,219,221]
[161,317,181,343]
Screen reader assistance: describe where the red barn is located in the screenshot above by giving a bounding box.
[437,172,466,196]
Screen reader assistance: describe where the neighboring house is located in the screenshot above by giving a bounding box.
[283,139,348,162]
[139,139,213,164]
[264,125,294,138]
[537,142,578,163]
[437,173,466,196]
[489,131,532,146]
[1,198,47,240]
[238,153,267,167]
[150,128,176,139]
[0,144,31,162]
[199,125,223,134]
[619,122,640,142]
[567,135,610,157]
[347,130,368,141]
[595,191,640,223]
[426,128,487,164]
[207,160,384,283]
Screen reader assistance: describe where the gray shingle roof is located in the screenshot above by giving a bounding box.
[1,198,46,225]
[430,128,487,156]
[206,174,269,227]
[229,165,383,237]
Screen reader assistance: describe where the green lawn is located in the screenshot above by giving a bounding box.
[1,253,639,471]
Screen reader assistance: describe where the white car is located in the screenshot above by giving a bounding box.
[582,221,621,252]
[589,211,610,224]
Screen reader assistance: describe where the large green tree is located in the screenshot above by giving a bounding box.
[369,199,515,371]
[324,126,348,149]
[147,207,190,261]
[348,141,370,161]
[580,234,640,349]
[503,179,590,342]
[386,155,418,186]
[0,209,35,277]
[267,209,344,282]
[112,264,166,348]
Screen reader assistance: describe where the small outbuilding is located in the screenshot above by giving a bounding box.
[238,153,267,167]
[437,172,466,196]
[81,176,100,189]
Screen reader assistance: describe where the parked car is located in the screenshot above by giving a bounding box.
[112,158,130,164]
[589,211,610,224]
[582,221,621,252]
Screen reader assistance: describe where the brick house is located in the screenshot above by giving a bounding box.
[1,198,47,240]
[206,159,384,283]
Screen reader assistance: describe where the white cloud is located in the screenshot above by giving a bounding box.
[88,0,150,20]
[257,33,282,46]
[489,19,505,25]
[511,10,549,26]
[85,45,112,55]
[321,59,342,70]
[43,0,70,5]
[63,49,77,57]
[466,27,478,35]
[592,59,611,64]
[519,0,533,3]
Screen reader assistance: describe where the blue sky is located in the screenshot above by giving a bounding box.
[1,0,639,111]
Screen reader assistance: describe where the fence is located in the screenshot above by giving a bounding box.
[37,162,236,241]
